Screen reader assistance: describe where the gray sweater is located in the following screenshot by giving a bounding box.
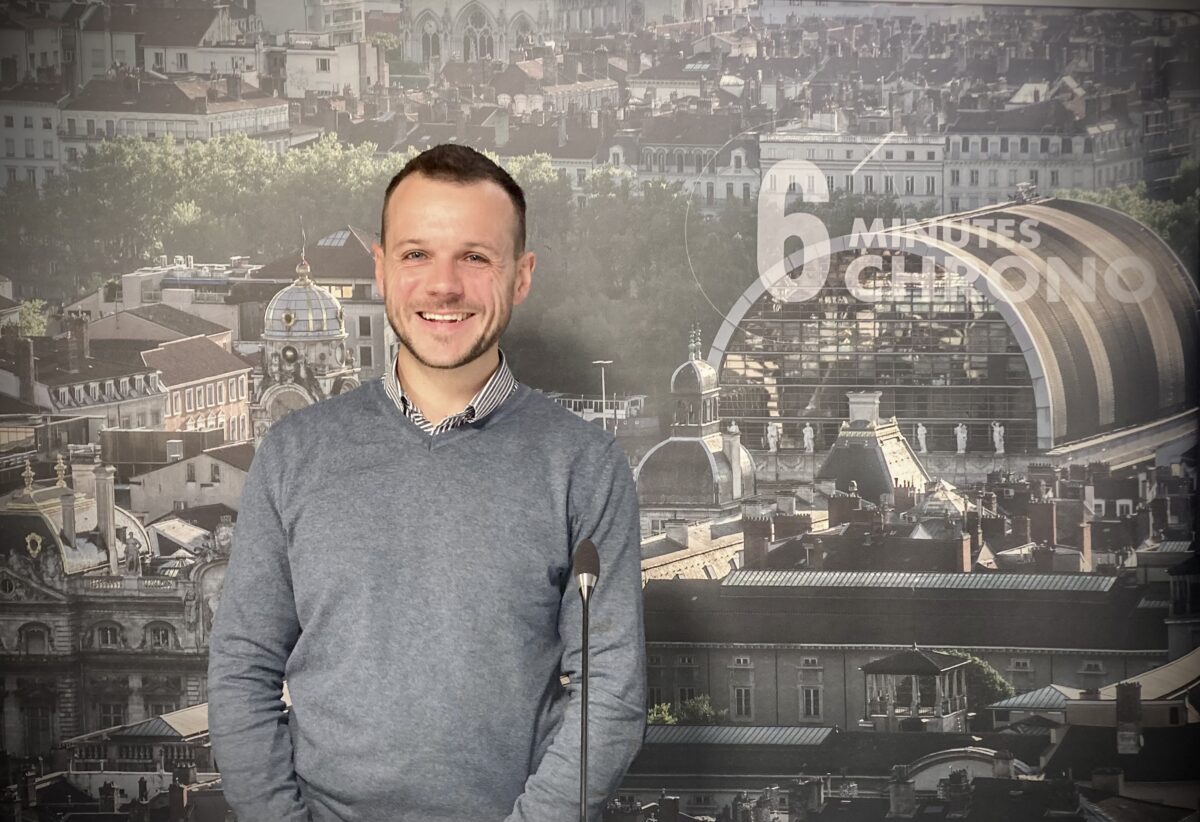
[207,378,647,821]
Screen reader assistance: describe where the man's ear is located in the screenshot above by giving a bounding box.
[373,241,386,293]
[513,250,535,305]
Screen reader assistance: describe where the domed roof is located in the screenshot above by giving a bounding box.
[635,432,756,506]
[671,358,719,395]
[263,260,346,340]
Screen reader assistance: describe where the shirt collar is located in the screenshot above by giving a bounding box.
[383,347,517,426]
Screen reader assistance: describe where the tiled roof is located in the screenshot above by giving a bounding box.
[203,442,255,473]
[140,336,251,386]
[948,100,1084,135]
[125,304,230,337]
[0,83,70,104]
[644,724,833,747]
[860,646,970,675]
[134,6,219,47]
[497,123,603,160]
[721,569,1115,593]
[640,111,740,146]
[66,77,284,115]
[988,684,1082,712]
[251,225,376,281]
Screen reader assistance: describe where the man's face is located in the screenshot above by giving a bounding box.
[373,173,534,372]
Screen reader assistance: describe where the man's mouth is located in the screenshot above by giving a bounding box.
[417,311,475,324]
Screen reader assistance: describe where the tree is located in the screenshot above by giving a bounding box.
[677,694,728,725]
[0,299,48,337]
[943,650,1015,713]
[646,703,677,725]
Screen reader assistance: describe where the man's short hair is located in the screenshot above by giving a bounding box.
[379,143,527,259]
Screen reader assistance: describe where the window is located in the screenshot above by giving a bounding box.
[173,391,182,415]
[960,136,969,152]
[705,182,713,205]
[678,687,696,705]
[647,686,663,706]
[41,116,51,130]
[149,625,171,649]
[5,137,15,156]
[845,174,854,192]
[734,154,742,171]
[97,702,126,730]
[1116,500,1133,516]
[677,655,695,665]
[217,381,225,404]
[239,375,247,398]
[926,176,936,195]
[905,175,915,194]
[1030,169,1039,185]
[24,138,34,157]
[1040,137,1050,154]
[980,137,989,153]
[1008,169,1018,185]
[733,686,752,717]
[1050,170,1059,187]
[801,686,822,718]
[228,377,237,400]
[884,175,894,193]
[1093,500,1106,516]
[825,175,834,192]
[98,625,120,648]
[988,169,998,187]
[732,656,751,667]
[1019,137,1029,153]
[968,169,979,187]
[1062,137,1072,154]
[864,175,874,193]
[86,119,95,136]
[176,53,189,70]
[927,150,936,160]
[359,345,373,367]
[316,58,331,72]
[211,463,221,483]
[2,115,10,127]
[905,150,915,161]
[801,656,820,668]
[1000,136,1009,152]
[146,701,178,716]
[186,463,196,483]
[23,115,33,129]
[1080,660,1106,675]
[1008,658,1032,671]
[206,383,215,406]
[647,655,662,666]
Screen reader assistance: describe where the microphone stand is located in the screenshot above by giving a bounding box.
[579,588,590,822]
[573,538,599,822]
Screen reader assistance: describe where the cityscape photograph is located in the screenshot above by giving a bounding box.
[0,0,1198,818]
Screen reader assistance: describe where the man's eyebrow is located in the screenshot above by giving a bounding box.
[393,238,501,254]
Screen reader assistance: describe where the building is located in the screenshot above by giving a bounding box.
[0,82,69,190]
[635,325,758,536]
[59,73,292,163]
[256,0,366,45]
[707,197,1199,485]
[139,336,253,441]
[249,255,361,440]
[0,450,223,757]
[760,126,945,211]
[643,569,1165,730]
[129,442,254,524]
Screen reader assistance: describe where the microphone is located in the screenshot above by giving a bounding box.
[572,538,600,822]
[573,537,599,602]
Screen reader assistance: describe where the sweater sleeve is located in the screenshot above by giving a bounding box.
[504,437,647,822]
[207,426,313,822]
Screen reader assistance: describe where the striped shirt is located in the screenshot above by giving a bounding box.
[382,347,519,435]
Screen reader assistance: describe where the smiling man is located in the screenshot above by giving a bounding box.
[207,144,647,822]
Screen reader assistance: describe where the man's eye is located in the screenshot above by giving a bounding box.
[402,251,424,260]
[466,254,488,263]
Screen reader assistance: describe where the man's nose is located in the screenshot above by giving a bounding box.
[426,258,466,296]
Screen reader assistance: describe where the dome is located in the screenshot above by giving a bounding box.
[635,433,756,506]
[671,358,719,395]
[263,260,346,340]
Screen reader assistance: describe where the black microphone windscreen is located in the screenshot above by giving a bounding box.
[573,538,600,580]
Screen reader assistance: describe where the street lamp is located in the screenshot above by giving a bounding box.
[591,359,612,432]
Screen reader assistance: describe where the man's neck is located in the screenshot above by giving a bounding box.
[394,347,500,425]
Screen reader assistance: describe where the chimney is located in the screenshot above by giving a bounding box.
[658,795,681,822]
[494,107,509,147]
[59,485,76,548]
[557,113,568,147]
[543,51,558,86]
[71,455,97,499]
[1028,499,1058,546]
[741,504,774,569]
[993,749,1015,779]
[846,390,882,424]
[788,777,826,821]
[721,422,743,499]
[167,782,186,822]
[99,781,116,813]
[563,52,579,84]
[664,518,690,549]
[1092,767,1124,796]
[94,460,118,574]
[1078,520,1092,571]
[888,766,917,818]
[1012,514,1031,544]
[15,336,36,404]
[980,514,1005,543]
[65,314,89,373]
